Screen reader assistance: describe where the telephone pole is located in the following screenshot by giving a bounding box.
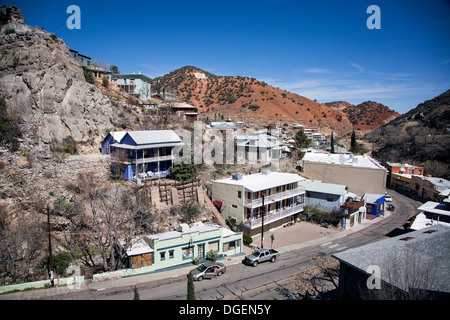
[261,191,265,249]
[47,205,53,286]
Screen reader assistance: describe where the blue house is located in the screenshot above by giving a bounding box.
[363,193,385,217]
[108,130,183,181]
[101,131,127,155]
[299,179,348,212]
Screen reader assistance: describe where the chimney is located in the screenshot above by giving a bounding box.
[179,223,189,233]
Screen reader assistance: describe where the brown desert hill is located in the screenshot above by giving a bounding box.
[325,100,400,134]
[151,66,354,135]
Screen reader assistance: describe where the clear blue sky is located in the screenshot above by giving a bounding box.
[6,0,450,114]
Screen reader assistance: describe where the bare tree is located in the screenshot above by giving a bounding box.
[0,209,44,284]
[61,172,157,271]
[277,256,340,300]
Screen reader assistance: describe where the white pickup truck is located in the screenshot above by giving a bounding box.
[244,248,279,267]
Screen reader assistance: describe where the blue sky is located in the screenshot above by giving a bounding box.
[7,0,450,114]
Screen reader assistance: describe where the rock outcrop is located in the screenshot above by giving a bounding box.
[0,5,114,155]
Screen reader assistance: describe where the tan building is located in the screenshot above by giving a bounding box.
[212,170,306,236]
[301,153,387,196]
[411,175,450,202]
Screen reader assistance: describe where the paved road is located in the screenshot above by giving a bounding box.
[2,189,421,301]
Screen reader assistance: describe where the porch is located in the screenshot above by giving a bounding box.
[243,203,304,229]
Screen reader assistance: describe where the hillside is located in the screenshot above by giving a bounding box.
[365,89,450,175]
[151,66,354,135]
[325,101,400,134]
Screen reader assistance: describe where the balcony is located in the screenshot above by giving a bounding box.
[243,203,304,229]
[244,187,305,208]
[134,154,175,164]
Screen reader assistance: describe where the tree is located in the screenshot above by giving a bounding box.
[330,132,335,154]
[187,272,196,300]
[277,256,340,300]
[294,130,311,158]
[110,65,120,75]
[133,286,140,300]
[350,130,361,154]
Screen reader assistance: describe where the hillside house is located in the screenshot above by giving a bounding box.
[108,130,183,181]
[125,222,242,270]
[299,179,347,212]
[69,49,110,79]
[111,72,152,101]
[301,153,387,196]
[101,131,127,155]
[236,133,283,164]
[212,170,306,236]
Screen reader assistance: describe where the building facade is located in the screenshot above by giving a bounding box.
[301,153,387,196]
[236,133,283,164]
[299,179,348,212]
[411,175,450,202]
[108,130,183,181]
[111,72,152,101]
[212,170,306,236]
[385,162,424,190]
[126,222,242,271]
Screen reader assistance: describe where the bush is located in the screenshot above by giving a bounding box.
[243,234,253,246]
[206,250,219,261]
[0,97,22,151]
[63,136,78,155]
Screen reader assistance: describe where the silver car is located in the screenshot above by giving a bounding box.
[189,262,226,281]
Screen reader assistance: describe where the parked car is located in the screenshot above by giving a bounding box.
[188,261,226,281]
[385,194,392,202]
[244,248,279,267]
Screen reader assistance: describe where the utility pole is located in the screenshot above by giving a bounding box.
[47,205,54,286]
[261,191,265,249]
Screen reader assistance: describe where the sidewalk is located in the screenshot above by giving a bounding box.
[1,211,391,300]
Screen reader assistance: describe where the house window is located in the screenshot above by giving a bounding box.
[198,244,204,258]
[182,247,194,260]
[169,250,174,259]
[224,240,240,251]
[327,194,333,202]
[209,241,219,253]
[238,191,242,199]
[232,204,237,209]
[160,251,166,261]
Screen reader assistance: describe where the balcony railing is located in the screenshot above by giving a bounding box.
[244,187,305,208]
[134,155,175,164]
[243,203,304,229]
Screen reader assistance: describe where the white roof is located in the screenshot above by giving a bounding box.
[110,131,127,142]
[126,130,182,145]
[363,193,385,204]
[410,212,441,230]
[214,171,306,192]
[147,222,228,241]
[299,179,347,195]
[126,238,154,256]
[303,153,386,170]
[417,201,450,216]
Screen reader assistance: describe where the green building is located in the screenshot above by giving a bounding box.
[126,222,242,270]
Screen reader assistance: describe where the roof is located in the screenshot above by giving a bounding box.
[363,193,385,204]
[298,179,347,195]
[109,131,127,143]
[414,176,450,191]
[417,201,450,216]
[113,73,152,83]
[236,133,281,149]
[332,224,450,294]
[303,153,386,170]
[125,130,182,145]
[213,171,306,192]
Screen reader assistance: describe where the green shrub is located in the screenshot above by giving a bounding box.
[243,234,253,245]
[206,250,219,261]
[63,136,78,155]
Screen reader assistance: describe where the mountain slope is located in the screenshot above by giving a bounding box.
[151,66,354,135]
[365,89,450,170]
[326,100,400,133]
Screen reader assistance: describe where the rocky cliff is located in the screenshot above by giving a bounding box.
[0,5,115,156]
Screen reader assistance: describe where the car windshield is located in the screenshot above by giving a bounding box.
[251,251,261,257]
[197,265,207,272]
